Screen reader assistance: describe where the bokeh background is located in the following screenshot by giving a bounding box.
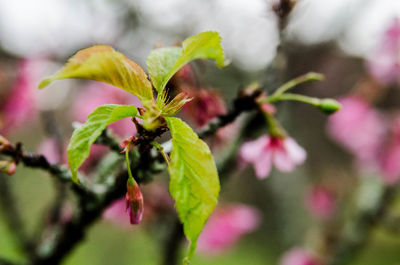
[1,0,400,264]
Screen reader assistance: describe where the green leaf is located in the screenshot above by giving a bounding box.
[67,104,137,183]
[146,47,183,93]
[165,117,220,262]
[146,31,228,93]
[39,45,153,105]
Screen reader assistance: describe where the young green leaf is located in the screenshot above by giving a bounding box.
[165,117,220,262]
[146,47,183,93]
[68,104,138,183]
[146,31,228,93]
[39,45,154,105]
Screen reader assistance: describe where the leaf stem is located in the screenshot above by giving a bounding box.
[125,142,135,183]
[267,93,321,106]
[270,72,324,98]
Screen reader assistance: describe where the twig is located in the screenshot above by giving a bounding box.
[0,143,89,198]
[197,89,261,138]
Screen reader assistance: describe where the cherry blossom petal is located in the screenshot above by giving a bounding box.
[239,136,269,163]
[284,138,307,164]
[254,149,273,179]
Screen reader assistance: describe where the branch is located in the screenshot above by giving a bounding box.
[31,169,129,265]
[31,119,168,264]
[0,142,89,198]
[197,89,261,138]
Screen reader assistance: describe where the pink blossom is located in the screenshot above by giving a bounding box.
[367,18,400,85]
[182,88,227,127]
[280,248,320,265]
[71,82,141,138]
[239,135,306,179]
[197,204,261,254]
[305,186,336,220]
[1,59,39,134]
[327,96,385,167]
[380,116,400,184]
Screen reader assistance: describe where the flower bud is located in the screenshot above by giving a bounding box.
[319,99,341,114]
[0,160,17,175]
[125,178,144,225]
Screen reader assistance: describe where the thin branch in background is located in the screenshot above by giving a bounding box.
[0,142,90,198]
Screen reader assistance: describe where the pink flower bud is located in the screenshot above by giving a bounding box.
[125,179,144,225]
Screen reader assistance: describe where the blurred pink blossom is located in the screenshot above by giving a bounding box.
[182,88,227,127]
[367,18,400,85]
[72,82,141,138]
[1,59,39,134]
[197,203,261,254]
[280,248,320,265]
[327,96,385,167]
[305,186,336,220]
[380,116,400,185]
[239,135,306,179]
